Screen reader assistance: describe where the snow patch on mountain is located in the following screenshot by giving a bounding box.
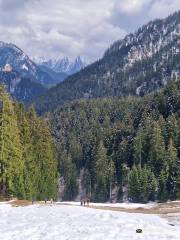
[21,64,29,71]
[36,56,86,75]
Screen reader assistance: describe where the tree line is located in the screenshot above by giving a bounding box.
[50,80,180,202]
[0,85,58,200]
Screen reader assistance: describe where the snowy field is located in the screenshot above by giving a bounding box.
[0,203,180,240]
[60,201,158,209]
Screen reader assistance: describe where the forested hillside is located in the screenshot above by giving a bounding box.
[35,11,180,114]
[50,80,180,202]
[0,70,47,105]
[0,86,58,200]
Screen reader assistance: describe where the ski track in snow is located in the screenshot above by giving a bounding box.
[0,203,180,240]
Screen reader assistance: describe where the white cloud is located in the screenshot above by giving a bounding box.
[114,0,153,15]
[0,0,125,61]
[149,0,180,18]
[0,0,179,61]
[110,0,180,32]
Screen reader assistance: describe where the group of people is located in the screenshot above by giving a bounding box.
[31,196,90,206]
[44,198,54,204]
[80,196,90,206]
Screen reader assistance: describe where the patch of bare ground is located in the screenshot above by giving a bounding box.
[8,200,54,207]
[8,200,32,207]
[88,201,180,215]
[6,199,180,216]
[8,200,46,207]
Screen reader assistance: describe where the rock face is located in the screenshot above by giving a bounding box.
[35,11,180,114]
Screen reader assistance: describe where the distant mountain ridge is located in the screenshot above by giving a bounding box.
[0,41,70,103]
[0,41,68,86]
[37,56,86,75]
[35,10,180,114]
[0,41,85,104]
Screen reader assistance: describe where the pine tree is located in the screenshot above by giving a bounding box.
[107,158,115,202]
[83,169,91,198]
[129,165,157,203]
[34,119,58,199]
[129,166,141,202]
[147,168,157,201]
[16,103,33,199]
[68,136,83,169]
[138,113,154,166]
[0,86,24,198]
[149,121,166,176]
[16,104,58,200]
[166,139,178,200]
[166,114,179,147]
[25,106,42,199]
[62,153,78,200]
[95,141,109,202]
[158,169,168,201]
[133,127,144,167]
[112,138,128,186]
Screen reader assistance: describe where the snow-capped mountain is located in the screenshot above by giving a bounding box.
[38,56,86,75]
[35,10,180,113]
[0,42,68,86]
[0,41,37,78]
[0,41,69,103]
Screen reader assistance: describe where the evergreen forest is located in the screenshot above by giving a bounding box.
[0,85,58,200]
[50,80,180,203]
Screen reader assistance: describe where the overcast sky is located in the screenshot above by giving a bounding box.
[0,0,179,61]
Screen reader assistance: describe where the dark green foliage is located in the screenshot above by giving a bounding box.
[0,86,58,200]
[0,86,24,198]
[149,122,166,176]
[158,169,168,201]
[94,141,109,202]
[129,166,157,203]
[60,152,78,200]
[166,139,179,200]
[50,80,180,202]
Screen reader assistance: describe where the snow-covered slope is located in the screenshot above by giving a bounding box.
[0,203,180,240]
